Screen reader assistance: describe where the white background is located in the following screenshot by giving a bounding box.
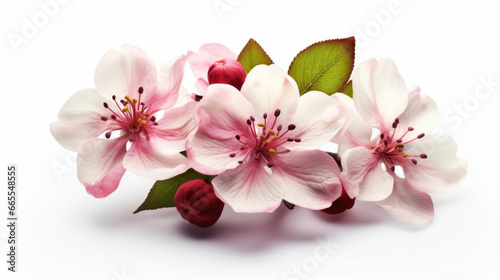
[1,0,499,279]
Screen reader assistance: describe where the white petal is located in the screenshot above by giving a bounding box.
[146,55,186,112]
[50,89,112,151]
[212,160,283,213]
[94,45,157,100]
[404,134,468,193]
[273,150,342,210]
[377,176,434,224]
[285,91,350,150]
[186,84,255,174]
[342,146,394,201]
[77,136,128,185]
[122,138,190,180]
[353,58,408,132]
[396,86,439,139]
[241,64,299,124]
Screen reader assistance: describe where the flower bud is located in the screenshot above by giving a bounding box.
[207,58,247,90]
[321,183,355,215]
[174,179,224,228]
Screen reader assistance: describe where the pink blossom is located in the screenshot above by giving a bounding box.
[338,58,468,223]
[186,43,237,96]
[50,45,197,198]
[187,65,349,213]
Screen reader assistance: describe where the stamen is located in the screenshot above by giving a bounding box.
[150,116,156,122]
[105,131,112,139]
[420,154,428,159]
[263,113,267,119]
[277,124,282,131]
[103,102,109,108]
[274,109,281,117]
[294,138,301,142]
[412,159,418,165]
[288,124,296,130]
[111,115,117,120]
[417,133,425,139]
[229,153,236,158]
[392,121,398,129]
[408,127,414,131]
[238,161,244,164]
[235,135,240,140]
[402,153,408,158]
[268,130,275,136]
[287,138,294,142]
[101,117,108,121]
[390,166,395,172]
[269,149,276,154]
[138,87,144,94]
[257,123,265,127]
[267,163,274,168]
[380,133,385,139]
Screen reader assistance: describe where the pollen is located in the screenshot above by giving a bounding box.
[257,123,265,127]
[268,130,275,136]
[402,153,408,158]
[122,105,129,112]
[268,149,276,154]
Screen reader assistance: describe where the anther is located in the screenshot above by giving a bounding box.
[101,116,108,121]
[384,140,388,146]
[395,118,399,124]
[396,139,403,143]
[269,149,276,154]
[380,133,385,139]
[408,127,414,131]
[412,159,418,165]
[138,87,144,94]
[103,102,109,108]
[235,135,240,140]
[277,124,282,131]
[229,153,236,158]
[150,116,156,122]
[274,109,281,117]
[112,95,116,100]
[247,119,252,125]
[392,121,398,129]
[390,166,395,172]
[268,130,275,136]
[420,154,428,159]
[111,115,117,120]
[287,138,294,142]
[267,163,274,168]
[288,124,296,130]
[417,133,425,139]
[105,131,112,139]
[250,116,255,122]
[294,138,301,143]
[402,153,408,158]
[258,123,265,127]
[238,161,244,164]
[263,113,267,119]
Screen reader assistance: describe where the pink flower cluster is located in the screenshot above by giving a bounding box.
[51,43,467,227]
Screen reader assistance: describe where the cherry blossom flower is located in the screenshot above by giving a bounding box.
[50,45,197,198]
[338,58,468,223]
[186,43,237,96]
[187,65,350,213]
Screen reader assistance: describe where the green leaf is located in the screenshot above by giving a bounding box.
[237,38,274,74]
[133,169,214,214]
[341,80,353,98]
[288,37,355,96]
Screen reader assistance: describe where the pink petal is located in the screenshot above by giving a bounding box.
[404,134,468,193]
[187,43,237,82]
[194,78,210,96]
[146,55,186,112]
[50,88,112,151]
[77,136,128,187]
[377,176,434,224]
[84,164,126,198]
[395,86,439,140]
[187,84,255,175]
[150,100,198,152]
[335,93,373,155]
[212,159,283,213]
[341,146,394,201]
[240,65,299,124]
[286,91,350,150]
[94,45,157,100]
[122,136,190,180]
[353,58,408,133]
[272,150,343,210]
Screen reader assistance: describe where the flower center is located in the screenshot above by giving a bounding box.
[375,118,428,172]
[229,109,299,168]
[100,87,158,141]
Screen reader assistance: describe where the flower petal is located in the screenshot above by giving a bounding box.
[84,164,126,198]
[341,146,394,201]
[286,91,350,150]
[396,86,439,139]
[122,137,190,180]
[50,88,112,151]
[241,64,299,123]
[150,100,198,152]
[353,58,408,132]
[404,134,468,193]
[272,150,343,210]
[186,84,255,174]
[146,55,186,112]
[212,159,283,213]
[94,44,157,99]
[335,93,373,155]
[77,136,128,187]
[377,176,434,224]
